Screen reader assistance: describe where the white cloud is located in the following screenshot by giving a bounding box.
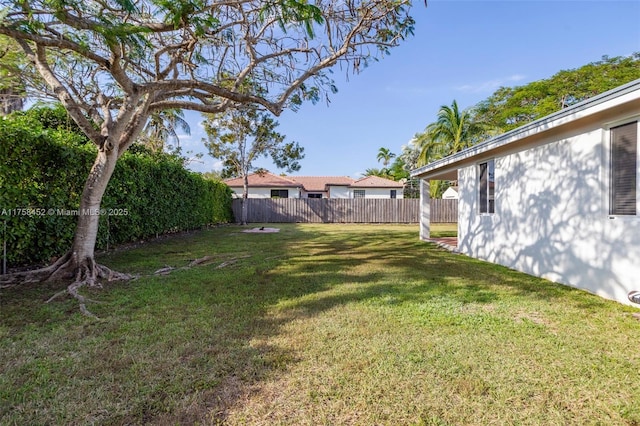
[187,156,223,173]
[455,74,527,94]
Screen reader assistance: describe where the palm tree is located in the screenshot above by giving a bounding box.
[415,134,444,167]
[376,147,396,168]
[363,167,392,179]
[415,100,484,198]
[418,100,483,163]
[140,109,191,153]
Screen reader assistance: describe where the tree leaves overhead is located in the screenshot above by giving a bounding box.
[0,0,415,149]
[473,53,640,132]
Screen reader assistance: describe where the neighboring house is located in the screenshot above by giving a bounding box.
[291,176,355,199]
[224,173,302,199]
[441,186,459,200]
[411,78,640,306]
[224,172,404,199]
[348,176,404,199]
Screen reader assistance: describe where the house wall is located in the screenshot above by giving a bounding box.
[328,186,350,199]
[349,188,404,199]
[457,118,640,305]
[230,187,301,198]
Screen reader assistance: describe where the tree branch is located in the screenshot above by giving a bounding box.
[27,43,104,144]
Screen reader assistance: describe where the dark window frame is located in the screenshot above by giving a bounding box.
[610,121,638,216]
[353,189,365,198]
[390,190,397,199]
[478,159,495,214]
[270,189,289,199]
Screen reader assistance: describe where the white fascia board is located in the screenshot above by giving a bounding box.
[411,78,640,179]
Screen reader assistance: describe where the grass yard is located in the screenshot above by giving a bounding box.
[1,223,640,425]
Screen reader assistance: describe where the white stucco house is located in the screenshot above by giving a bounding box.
[411,78,640,306]
[224,172,404,199]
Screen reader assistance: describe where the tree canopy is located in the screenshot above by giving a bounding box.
[0,0,414,150]
[473,54,640,132]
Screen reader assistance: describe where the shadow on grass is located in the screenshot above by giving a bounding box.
[0,223,624,424]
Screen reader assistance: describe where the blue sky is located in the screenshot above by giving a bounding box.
[182,0,640,178]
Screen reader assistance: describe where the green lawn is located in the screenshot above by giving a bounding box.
[2,223,640,425]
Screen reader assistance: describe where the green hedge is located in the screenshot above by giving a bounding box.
[0,112,233,268]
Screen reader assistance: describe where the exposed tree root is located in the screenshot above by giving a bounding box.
[1,253,250,317]
[153,255,252,276]
[189,255,216,267]
[1,251,132,317]
[154,266,176,276]
[0,252,74,288]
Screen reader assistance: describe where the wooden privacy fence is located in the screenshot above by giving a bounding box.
[231,198,457,224]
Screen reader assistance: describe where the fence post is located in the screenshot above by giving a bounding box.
[420,180,430,240]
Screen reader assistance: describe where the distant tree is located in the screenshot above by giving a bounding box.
[0,36,26,114]
[203,106,304,224]
[397,141,421,198]
[411,54,640,199]
[363,167,392,179]
[140,109,190,153]
[473,53,640,132]
[398,140,421,172]
[376,147,396,168]
[387,157,407,180]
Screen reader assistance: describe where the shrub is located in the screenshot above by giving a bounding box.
[0,112,232,268]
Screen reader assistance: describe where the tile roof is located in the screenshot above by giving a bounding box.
[350,176,404,188]
[291,176,355,192]
[224,172,403,190]
[224,172,300,188]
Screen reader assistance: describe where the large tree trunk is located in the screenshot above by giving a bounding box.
[48,146,126,285]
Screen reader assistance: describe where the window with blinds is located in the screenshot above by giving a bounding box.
[479,159,495,214]
[610,121,638,215]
